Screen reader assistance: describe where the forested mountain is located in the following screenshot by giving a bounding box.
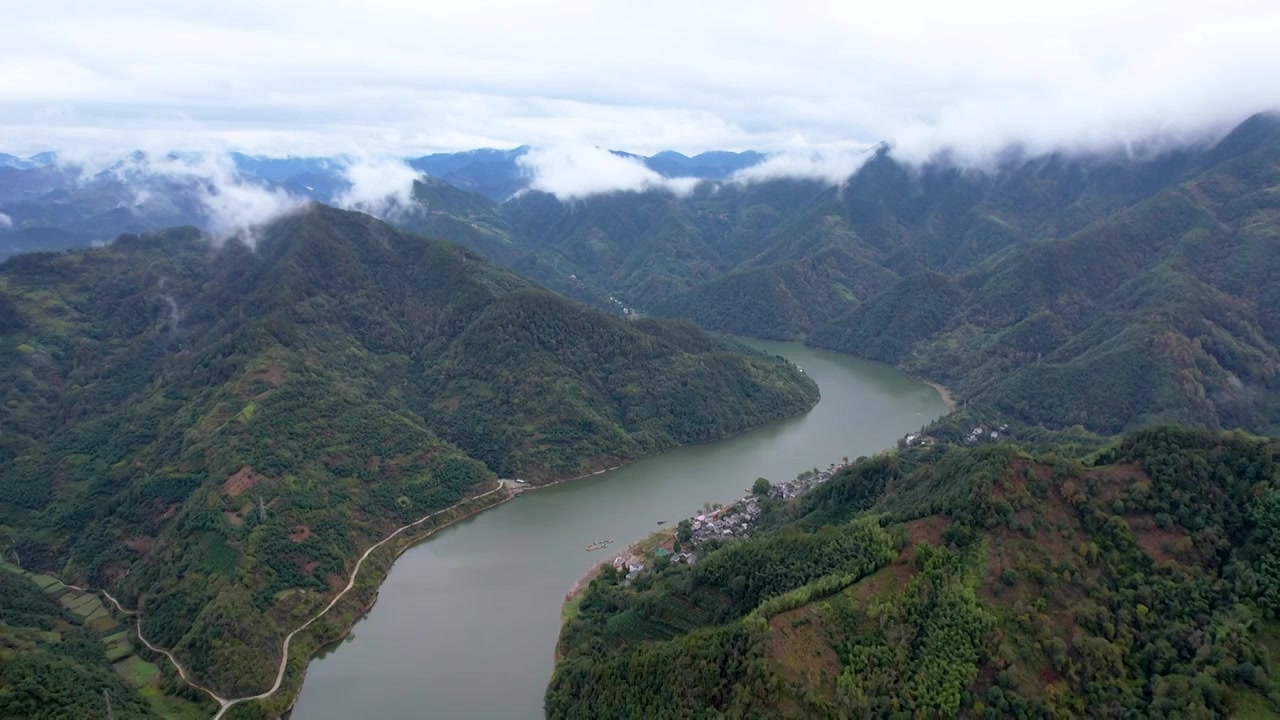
[5,115,1278,439]
[378,115,1274,439]
[549,427,1280,718]
[0,204,816,714]
[809,114,1280,435]
[0,147,767,258]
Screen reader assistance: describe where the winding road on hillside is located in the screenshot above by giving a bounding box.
[210,480,508,718]
[57,480,509,719]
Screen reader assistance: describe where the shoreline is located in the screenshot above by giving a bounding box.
[922,378,957,411]
[562,528,674,609]
[280,485,516,718]
[521,387,822,492]
[213,482,511,719]
[272,396,823,715]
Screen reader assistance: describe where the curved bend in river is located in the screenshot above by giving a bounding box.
[291,340,948,719]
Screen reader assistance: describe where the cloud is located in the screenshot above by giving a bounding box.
[0,212,11,229]
[0,0,1277,168]
[731,144,879,185]
[110,153,304,242]
[518,145,700,200]
[335,156,422,218]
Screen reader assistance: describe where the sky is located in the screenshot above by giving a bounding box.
[3,0,1280,162]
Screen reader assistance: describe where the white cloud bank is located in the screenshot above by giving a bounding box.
[730,144,881,186]
[517,146,699,200]
[110,153,304,241]
[335,156,422,218]
[2,0,1277,163]
[0,212,11,229]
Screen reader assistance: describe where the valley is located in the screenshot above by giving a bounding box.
[289,340,948,719]
[5,4,1279,718]
[1,115,1278,719]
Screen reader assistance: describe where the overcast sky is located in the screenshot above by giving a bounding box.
[3,0,1280,160]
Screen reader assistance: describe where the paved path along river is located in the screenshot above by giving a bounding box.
[290,340,948,719]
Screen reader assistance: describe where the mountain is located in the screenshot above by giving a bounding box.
[549,427,1280,718]
[0,204,817,714]
[0,146,768,258]
[406,146,532,201]
[3,117,1277,439]
[808,114,1280,435]
[644,150,767,179]
[405,147,767,202]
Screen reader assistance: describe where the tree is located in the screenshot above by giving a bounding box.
[676,520,693,543]
[752,478,772,496]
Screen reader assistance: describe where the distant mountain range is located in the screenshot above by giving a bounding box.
[2,113,1278,438]
[5,116,1280,718]
[0,146,766,258]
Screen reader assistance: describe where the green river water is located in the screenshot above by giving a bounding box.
[290,340,948,719]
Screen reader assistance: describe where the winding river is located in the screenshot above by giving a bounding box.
[290,340,948,719]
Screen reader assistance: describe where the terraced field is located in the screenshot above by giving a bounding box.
[0,560,207,718]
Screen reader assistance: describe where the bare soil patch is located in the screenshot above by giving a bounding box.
[849,561,914,606]
[1124,514,1188,565]
[224,511,244,527]
[223,466,264,498]
[124,536,153,554]
[288,525,314,543]
[248,364,284,386]
[1088,463,1150,503]
[767,605,841,699]
[904,515,951,547]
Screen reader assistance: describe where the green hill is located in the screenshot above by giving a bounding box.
[0,204,817,714]
[810,117,1280,434]
[549,427,1280,718]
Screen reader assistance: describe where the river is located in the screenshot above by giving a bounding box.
[290,340,948,719]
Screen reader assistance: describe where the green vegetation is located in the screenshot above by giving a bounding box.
[412,114,1280,437]
[0,562,207,718]
[0,204,816,714]
[548,428,1280,718]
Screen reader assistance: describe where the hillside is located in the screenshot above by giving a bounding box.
[0,204,817,715]
[4,115,1278,441]
[548,427,1280,718]
[810,114,1280,435]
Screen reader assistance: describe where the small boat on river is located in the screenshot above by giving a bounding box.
[585,539,614,551]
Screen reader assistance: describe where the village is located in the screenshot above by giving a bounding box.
[605,421,1019,585]
[607,461,851,584]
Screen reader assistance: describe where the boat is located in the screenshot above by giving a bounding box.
[585,539,614,552]
[656,520,667,525]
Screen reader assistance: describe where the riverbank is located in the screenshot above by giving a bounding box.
[273,483,516,717]
[561,528,674,621]
[289,339,952,720]
[922,378,956,411]
[276,405,822,716]
[200,482,513,718]
[525,387,822,492]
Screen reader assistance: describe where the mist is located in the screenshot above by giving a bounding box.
[108,153,304,242]
[4,1,1279,202]
[517,146,700,200]
[335,156,423,218]
[729,145,880,186]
